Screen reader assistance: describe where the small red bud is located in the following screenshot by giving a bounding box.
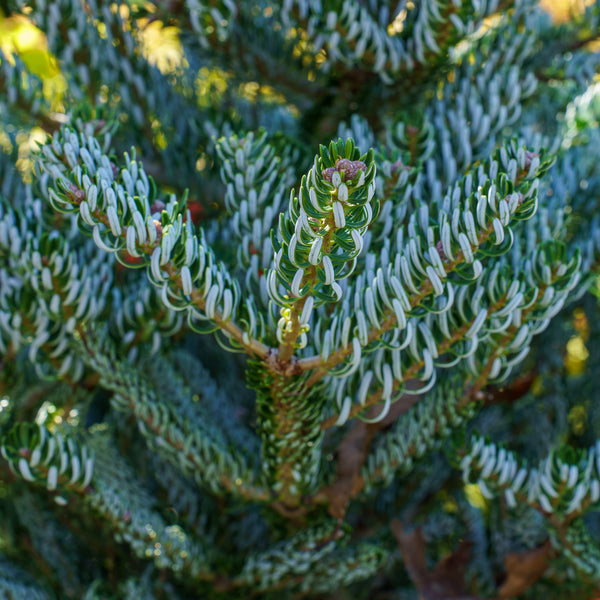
[523,151,539,171]
[322,167,336,182]
[90,120,106,134]
[18,448,31,459]
[321,159,366,183]
[186,200,205,225]
[150,200,165,214]
[336,158,366,181]
[334,158,353,173]
[390,159,404,175]
[68,183,85,203]
[121,252,143,266]
[436,240,448,262]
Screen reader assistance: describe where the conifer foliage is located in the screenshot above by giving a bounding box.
[2,0,600,597]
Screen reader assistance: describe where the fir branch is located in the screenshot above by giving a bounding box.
[37,128,271,360]
[318,306,486,429]
[460,433,600,525]
[551,519,600,586]
[215,131,297,307]
[1,422,94,496]
[251,361,326,510]
[76,330,269,502]
[3,1,600,596]
[233,519,387,594]
[84,438,213,582]
[347,375,481,501]
[267,139,377,366]
[0,555,52,600]
[300,145,544,385]
[357,242,580,495]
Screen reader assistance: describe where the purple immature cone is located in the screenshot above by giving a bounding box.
[322,158,366,183]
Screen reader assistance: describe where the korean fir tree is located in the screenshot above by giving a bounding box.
[2,0,600,598]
